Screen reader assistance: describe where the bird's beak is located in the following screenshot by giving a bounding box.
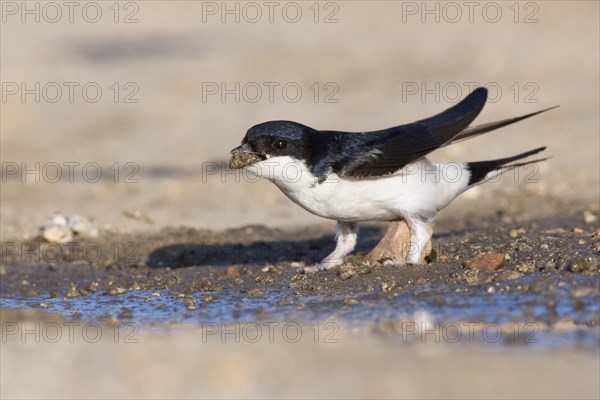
[230,143,253,154]
[229,143,264,169]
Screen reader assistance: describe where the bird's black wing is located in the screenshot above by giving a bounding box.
[328,87,488,178]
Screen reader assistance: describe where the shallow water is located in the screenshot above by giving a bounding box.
[2,275,598,348]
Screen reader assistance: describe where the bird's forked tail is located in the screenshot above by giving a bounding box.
[466,147,548,187]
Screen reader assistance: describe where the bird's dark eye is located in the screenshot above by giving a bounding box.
[272,140,288,150]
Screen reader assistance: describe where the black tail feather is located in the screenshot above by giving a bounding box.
[467,146,547,186]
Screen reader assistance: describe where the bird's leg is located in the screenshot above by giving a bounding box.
[404,217,431,264]
[303,221,358,273]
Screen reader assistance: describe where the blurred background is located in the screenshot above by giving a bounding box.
[1,2,599,399]
[2,1,598,238]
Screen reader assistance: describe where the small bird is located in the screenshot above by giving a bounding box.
[230,87,555,272]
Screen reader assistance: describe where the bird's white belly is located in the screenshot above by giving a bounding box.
[277,175,400,221]
[249,156,470,222]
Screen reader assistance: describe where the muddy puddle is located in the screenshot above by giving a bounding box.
[1,208,599,348]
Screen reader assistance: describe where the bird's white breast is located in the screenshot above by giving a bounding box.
[247,156,471,222]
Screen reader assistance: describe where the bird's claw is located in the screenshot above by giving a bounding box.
[302,264,327,274]
[302,260,341,274]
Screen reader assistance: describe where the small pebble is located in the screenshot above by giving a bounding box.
[247,288,266,298]
[517,263,534,273]
[467,253,506,271]
[255,275,275,284]
[510,228,525,238]
[87,282,99,292]
[339,264,356,280]
[65,283,80,298]
[233,277,244,285]
[584,211,598,224]
[381,280,396,292]
[52,214,68,226]
[42,225,73,244]
[184,298,196,306]
[261,265,277,273]
[68,215,99,238]
[502,271,523,280]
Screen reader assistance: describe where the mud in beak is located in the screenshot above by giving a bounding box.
[229,143,264,169]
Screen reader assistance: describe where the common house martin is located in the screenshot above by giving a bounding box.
[230,87,555,272]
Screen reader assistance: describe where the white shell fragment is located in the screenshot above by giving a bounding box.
[41,224,73,244]
[67,214,99,238]
[40,214,99,243]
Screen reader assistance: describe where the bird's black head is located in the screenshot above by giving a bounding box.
[230,120,314,169]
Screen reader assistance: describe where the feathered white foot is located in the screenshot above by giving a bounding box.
[302,222,357,273]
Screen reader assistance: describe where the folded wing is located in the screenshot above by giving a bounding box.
[334,87,489,178]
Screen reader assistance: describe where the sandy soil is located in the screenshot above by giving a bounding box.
[1,1,599,399]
